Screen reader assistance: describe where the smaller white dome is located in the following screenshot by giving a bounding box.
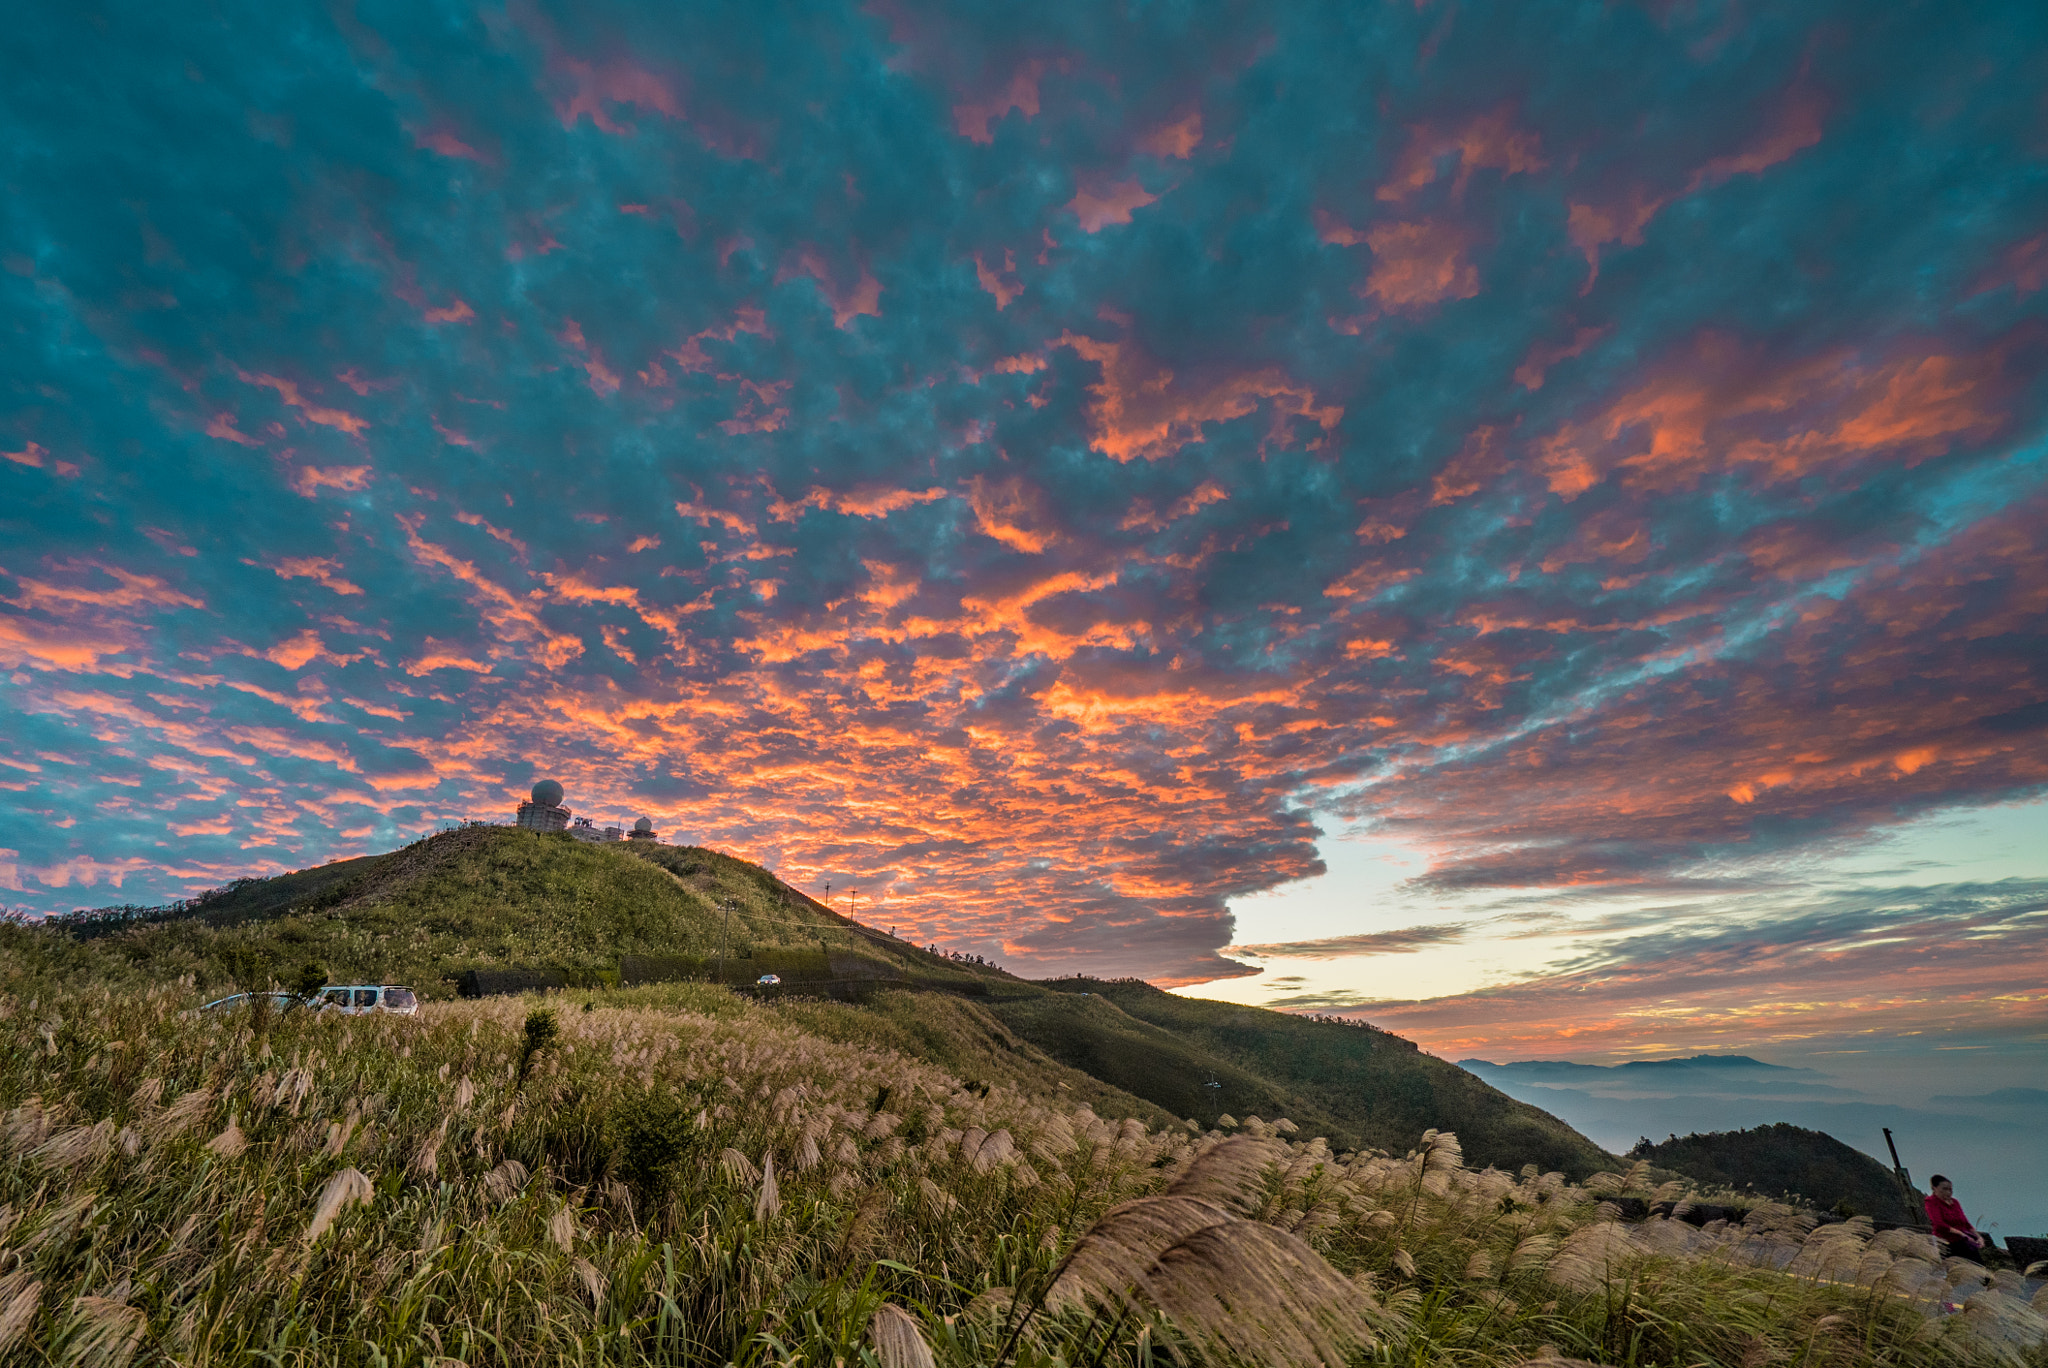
[633,816,653,833]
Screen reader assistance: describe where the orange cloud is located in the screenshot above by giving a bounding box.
[402,640,493,676]
[1057,330,1342,462]
[783,248,882,328]
[1137,111,1202,159]
[1065,178,1158,233]
[288,465,371,497]
[261,630,327,671]
[718,379,791,434]
[1361,220,1479,311]
[398,515,583,668]
[974,249,1022,309]
[1531,333,2007,499]
[1377,105,1546,202]
[204,413,263,446]
[238,371,369,435]
[1515,326,1607,391]
[966,474,1063,553]
[271,556,363,595]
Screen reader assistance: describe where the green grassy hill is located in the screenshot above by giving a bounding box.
[1004,979,1613,1176]
[21,826,988,995]
[10,826,1614,1175]
[1627,1124,1921,1222]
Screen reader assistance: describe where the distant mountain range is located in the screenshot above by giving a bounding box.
[1459,1054,1809,1077]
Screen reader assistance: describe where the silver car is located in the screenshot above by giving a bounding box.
[315,984,420,1016]
[199,991,316,1015]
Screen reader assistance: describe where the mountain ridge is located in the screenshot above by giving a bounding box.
[15,825,1618,1176]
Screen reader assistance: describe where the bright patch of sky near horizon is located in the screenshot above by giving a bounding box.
[3,0,2046,1135]
[1195,796,2048,1020]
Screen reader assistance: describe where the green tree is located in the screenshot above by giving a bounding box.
[292,959,329,1002]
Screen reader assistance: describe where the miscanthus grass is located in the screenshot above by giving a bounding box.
[0,981,2042,1368]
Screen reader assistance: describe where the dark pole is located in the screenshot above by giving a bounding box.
[1882,1127,1921,1223]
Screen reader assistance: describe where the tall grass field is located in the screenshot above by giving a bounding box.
[1,976,2043,1367]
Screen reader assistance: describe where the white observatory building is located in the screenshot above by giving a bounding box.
[514,779,571,832]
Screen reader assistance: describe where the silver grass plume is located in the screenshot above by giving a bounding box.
[0,1272,41,1355]
[306,1166,374,1242]
[482,1159,529,1204]
[719,1147,760,1184]
[868,1302,935,1368]
[1045,1195,1235,1312]
[572,1258,608,1309]
[2,1098,55,1155]
[142,1088,211,1142]
[755,1154,782,1221]
[410,1119,447,1180]
[33,1119,115,1176]
[1547,1222,1637,1294]
[204,1113,247,1159]
[63,1295,147,1368]
[548,1204,578,1253]
[1166,1136,1288,1215]
[1135,1220,1374,1368]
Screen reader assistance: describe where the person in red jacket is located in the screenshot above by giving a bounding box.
[1925,1175,1988,1262]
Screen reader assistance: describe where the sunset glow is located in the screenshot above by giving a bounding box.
[3,2,2044,1075]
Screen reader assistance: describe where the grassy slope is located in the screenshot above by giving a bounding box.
[17,827,1611,1172]
[0,981,2007,1368]
[1000,979,1614,1177]
[1629,1124,1921,1222]
[23,827,990,996]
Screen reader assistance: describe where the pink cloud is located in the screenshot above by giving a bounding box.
[271,557,363,596]
[1377,105,1546,202]
[412,124,490,163]
[238,371,369,436]
[1065,178,1158,233]
[204,413,263,446]
[1138,111,1203,160]
[782,249,882,328]
[975,250,1022,309]
[552,56,682,134]
[1361,220,1479,311]
[288,465,372,497]
[953,61,1044,143]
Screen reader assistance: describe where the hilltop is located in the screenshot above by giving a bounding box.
[1627,1124,1922,1223]
[10,825,1614,1176]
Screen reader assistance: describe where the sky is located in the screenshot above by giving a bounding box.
[3,0,2046,1130]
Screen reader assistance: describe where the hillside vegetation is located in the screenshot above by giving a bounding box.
[26,827,984,996]
[9,827,1607,1178]
[2,980,2044,1367]
[7,831,2045,1365]
[1629,1123,1922,1223]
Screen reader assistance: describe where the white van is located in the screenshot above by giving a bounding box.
[316,984,419,1016]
